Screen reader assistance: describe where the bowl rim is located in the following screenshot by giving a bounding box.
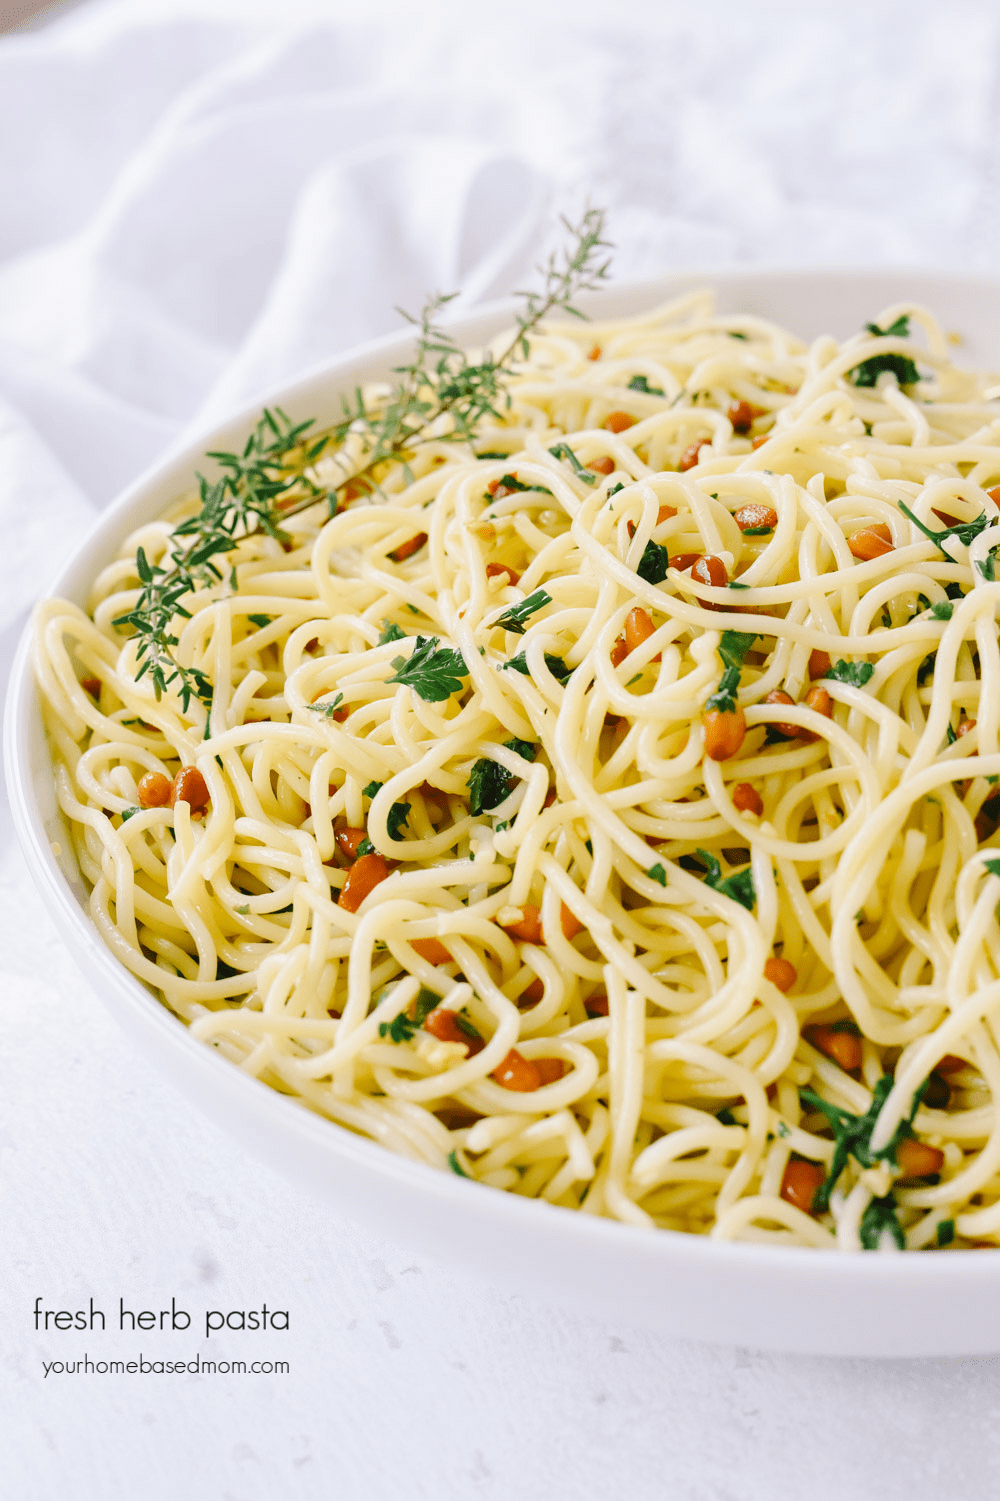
[8,264,1000,1309]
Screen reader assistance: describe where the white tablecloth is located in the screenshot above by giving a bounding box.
[5,3,1000,1497]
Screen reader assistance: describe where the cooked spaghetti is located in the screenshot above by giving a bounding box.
[34,292,1000,1251]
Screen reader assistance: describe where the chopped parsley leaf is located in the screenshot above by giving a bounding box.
[491,473,533,493]
[379,987,439,1044]
[386,801,411,841]
[930,601,954,620]
[799,1074,930,1212]
[705,664,741,715]
[627,374,665,396]
[937,1218,955,1247]
[718,630,758,672]
[448,1149,470,1178]
[824,659,874,688]
[859,1194,906,1251]
[468,738,536,815]
[695,848,756,911]
[247,613,272,628]
[849,316,920,388]
[899,500,991,554]
[648,863,667,886]
[387,636,469,701]
[493,588,551,635]
[636,539,670,585]
[379,621,406,644]
[502,651,572,681]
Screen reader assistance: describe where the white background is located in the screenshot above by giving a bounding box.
[4,2,1000,1497]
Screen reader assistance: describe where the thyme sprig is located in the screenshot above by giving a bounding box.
[115,210,612,710]
[113,408,329,709]
[279,205,612,521]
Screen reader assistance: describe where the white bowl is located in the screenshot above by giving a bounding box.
[9,268,1000,1358]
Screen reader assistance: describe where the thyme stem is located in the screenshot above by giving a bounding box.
[116,209,612,709]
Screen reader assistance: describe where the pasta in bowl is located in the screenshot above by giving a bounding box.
[13,260,1000,1353]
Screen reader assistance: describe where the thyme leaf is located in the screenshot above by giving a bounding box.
[548,442,597,485]
[114,212,611,714]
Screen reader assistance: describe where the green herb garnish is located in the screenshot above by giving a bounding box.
[648,863,667,886]
[468,738,536,816]
[548,442,597,484]
[849,316,919,389]
[978,548,999,583]
[448,1150,470,1178]
[636,539,670,585]
[502,651,572,681]
[799,1074,929,1213]
[111,213,610,712]
[379,987,439,1044]
[627,375,665,396]
[387,636,469,701]
[898,500,990,555]
[859,1194,906,1251]
[307,693,344,718]
[718,630,758,672]
[493,588,551,635]
[379,621,406,645]
[824,659,874,687]
[705,665,741,715]
[937,1218,955,1247]
[930,601,954,620]
[695,849,756,911]
[247,613,272,628]
[120,807,140,822]
[386,802,411,841]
